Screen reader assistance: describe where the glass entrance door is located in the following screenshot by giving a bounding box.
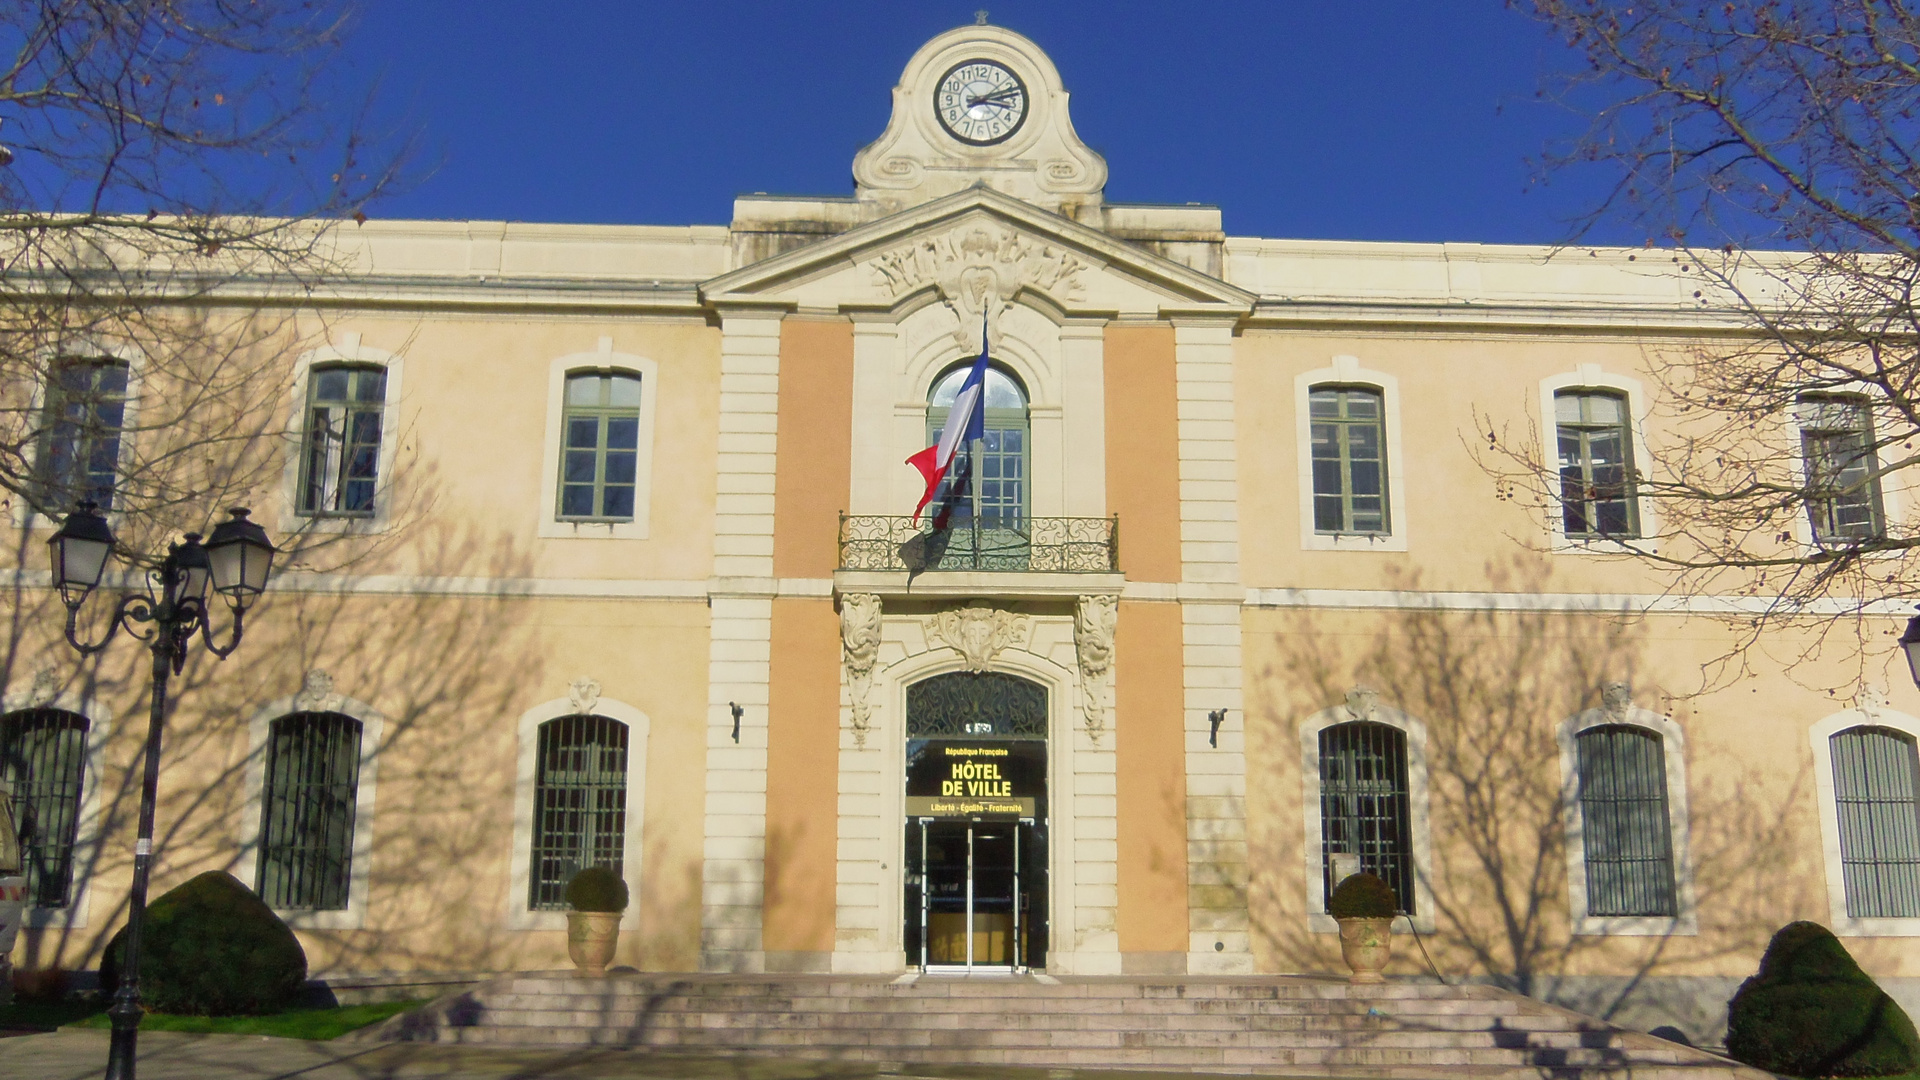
[909,819,1029,969]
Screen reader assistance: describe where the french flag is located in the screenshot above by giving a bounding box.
[907,317,990,524]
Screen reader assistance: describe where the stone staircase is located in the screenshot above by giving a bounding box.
[351,972,1768,1079]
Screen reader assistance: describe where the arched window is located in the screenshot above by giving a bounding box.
[255,712,363,911]
[1318,721,1414,913]
[1830,726,1920,918]
[1575,725,1676,916]
[529,714,629,910]
[299,363,387,516]
[39,359,130,511]
[0,708,90,908]
[927,364,1029,528]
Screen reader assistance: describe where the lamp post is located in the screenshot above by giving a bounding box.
[47,502,275,1080]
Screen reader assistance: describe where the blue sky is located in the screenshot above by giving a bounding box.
[345,3,1628,246]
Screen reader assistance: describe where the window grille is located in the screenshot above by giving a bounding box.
[1799,394,1884,542]
[1831,726,1920,918]
[300,364,386,516]
[0,709,88,908]
[927,365,1028,530]
[906,672,1048,740]
[1575,725,1676,917]
[1555,390,1638,538]
[558,372,643,520]
[1309,386,1389,535]
[255,712,362,911]
[530,714,628,910]
[1318,721,1415,913]
[40,360,129,511]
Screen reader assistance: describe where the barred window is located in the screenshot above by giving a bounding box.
[1555,390,1638,539]
[1319,721,1415,914]
[256,712,362,911]
[1309,386,1388,535]
[558,372,643,521]
[300,364,386,516]
[40,360,130,512]
[1799,394,1884,542]
[1575,725,1676,917]
[0,709,89,908]
[529,714,628,911]
[1831,726,1920,918]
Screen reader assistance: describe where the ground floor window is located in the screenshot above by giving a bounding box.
[256,711,363,911]
[529,714,628,911]
[1575,724,1677,917]
[1831,725,1920,918]
[1318,720,1415,914]
[0,708,88,908]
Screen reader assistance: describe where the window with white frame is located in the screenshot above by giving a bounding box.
[0,708,89,909]
[528,714,629,911]
[298,364,387,517]
[558,371,643,521]
[1798,394,1885,543]
[1829,725,1920,919]
[38,359,130,512]
[1555,390,1639,540]
[1574,725,1676,917]
[926,363,1029,528]
[255,712,363,911]
[1308,386,1389,536]
[1318,721,1415,913]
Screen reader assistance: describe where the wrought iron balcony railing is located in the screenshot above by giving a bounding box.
[839,514,1119,573]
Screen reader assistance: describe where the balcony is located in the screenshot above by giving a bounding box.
[838,514,1119,575]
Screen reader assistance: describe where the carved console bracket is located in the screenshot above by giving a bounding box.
[841,593,883,748]
[1074,595,1117,741]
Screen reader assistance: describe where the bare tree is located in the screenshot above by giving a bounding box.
[0,0,402,559]
[1488,1,1920,681]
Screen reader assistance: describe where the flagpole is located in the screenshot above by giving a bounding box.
[970,436,984,570]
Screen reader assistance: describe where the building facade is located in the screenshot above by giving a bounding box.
[6,23,1919,1041]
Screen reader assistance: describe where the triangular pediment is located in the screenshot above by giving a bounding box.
[700,186,1254,321]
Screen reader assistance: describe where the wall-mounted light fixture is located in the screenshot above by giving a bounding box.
[730,702,743,744]
[1208,708,1227,748]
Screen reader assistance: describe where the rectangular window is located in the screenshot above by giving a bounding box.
[0,709,89,908]
[1831,726,1920,919]
[1800,394,1884,542]
[1556,390,1639,539]
[1309,387,1388,535]
[300,365,386,516]
[256,712,362,911]
[40,360,129,512]
[558,372,642,521]
[529,714,628,910]
[1576,725,1677,917]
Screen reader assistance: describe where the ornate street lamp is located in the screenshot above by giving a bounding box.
[48,503,274,1080]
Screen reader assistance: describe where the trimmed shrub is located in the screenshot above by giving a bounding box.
[100,871,306,1016]
[565,865,629,913]
[1328,871,1398,919]
[1726,921,1920,1077]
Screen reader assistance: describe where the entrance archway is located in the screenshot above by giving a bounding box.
[902,671,1049,971]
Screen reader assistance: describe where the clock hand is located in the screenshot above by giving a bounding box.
[966,88,1023,107]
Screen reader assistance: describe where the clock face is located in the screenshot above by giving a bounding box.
[935,60,1028,146]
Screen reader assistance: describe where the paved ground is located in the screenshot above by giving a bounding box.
[0,1030,1292,1080]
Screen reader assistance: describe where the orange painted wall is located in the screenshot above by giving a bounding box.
[772,317,854,579]
[763,597,843,955]
[1115,599,1191,954]
[1103,326,1181,583]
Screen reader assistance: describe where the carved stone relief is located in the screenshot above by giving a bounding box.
[867,224,1087,319]
[924,602,1029,674]
[1857,682,1890,722]
[1601,681,1633,720]
[840,594,883,747]
[1343,685,1379,723]
[568,676,602,716]
[1074,595,1117,740]
[26,667,60,708]
[295,669,342,714]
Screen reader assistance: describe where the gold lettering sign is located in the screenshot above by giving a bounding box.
[905,796,1035,818]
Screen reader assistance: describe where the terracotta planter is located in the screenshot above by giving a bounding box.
[1337,916,1392,984]
[566,910,622,976]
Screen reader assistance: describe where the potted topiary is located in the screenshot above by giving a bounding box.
[564,866,629,977]
[1328,871,1398,984]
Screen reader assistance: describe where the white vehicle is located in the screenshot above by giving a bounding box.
[0,779,24,1007]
